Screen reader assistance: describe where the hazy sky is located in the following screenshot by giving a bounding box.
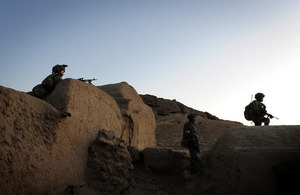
[1,0,299,126]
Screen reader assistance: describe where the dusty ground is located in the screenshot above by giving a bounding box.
[128,164,186,195]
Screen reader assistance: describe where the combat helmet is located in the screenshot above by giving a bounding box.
[52,64,68,73]
[255,92,265,100]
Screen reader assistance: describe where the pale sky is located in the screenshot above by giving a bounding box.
[1,0,299,126]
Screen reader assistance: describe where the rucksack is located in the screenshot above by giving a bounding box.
[244,102,254,121]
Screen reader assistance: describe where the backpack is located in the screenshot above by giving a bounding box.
[244,102,254,121]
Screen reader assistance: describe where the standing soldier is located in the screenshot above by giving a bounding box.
[31,64,68,98]
[248,92,274,126]
[182,113,200,174]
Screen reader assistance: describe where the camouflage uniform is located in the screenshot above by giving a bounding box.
[31,64,67,98]
[183,114,200,173]
[251,99,270,126]
[32,73,62,98]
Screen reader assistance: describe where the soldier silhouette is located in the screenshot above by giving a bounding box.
[182,114,200,173]
[245,93,274,126]
[30,64,68,98]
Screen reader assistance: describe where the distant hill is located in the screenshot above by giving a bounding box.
[140,94,220,120]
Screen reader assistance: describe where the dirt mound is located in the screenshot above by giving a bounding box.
[140,94,219,120]
[0,79,126,194]
[99,82,156,150]
[190,125,300,194]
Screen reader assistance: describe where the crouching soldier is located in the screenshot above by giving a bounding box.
[182,114,200,174]
[244,92,275,126]
[30,64,68,98]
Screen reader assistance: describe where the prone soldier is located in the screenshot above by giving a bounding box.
[30,64,68,98]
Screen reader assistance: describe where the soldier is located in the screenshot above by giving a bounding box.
[182,113,200,174]
[31,64,68,98]
[250,93,273,126]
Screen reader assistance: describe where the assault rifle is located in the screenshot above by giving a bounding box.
[78,78,97,84]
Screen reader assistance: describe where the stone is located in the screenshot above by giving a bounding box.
[85,129,133,194]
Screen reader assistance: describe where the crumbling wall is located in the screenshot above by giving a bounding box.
[85,129,133,194]
[190,126,300,195]
[99,82,156,150]
[0,85,62,194]
[0,79,123,194]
